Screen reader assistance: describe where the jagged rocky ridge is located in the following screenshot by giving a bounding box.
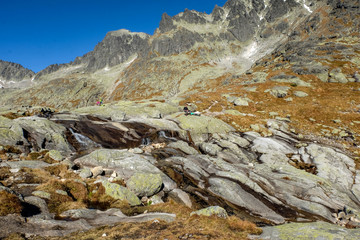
[1,0,330,107]
[0,60,35,88]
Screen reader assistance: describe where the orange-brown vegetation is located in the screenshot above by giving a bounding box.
[0,191,23,216]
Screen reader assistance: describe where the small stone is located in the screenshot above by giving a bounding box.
[339,131,348,137]
[333,119,342,123]
[269,112,279,117]
[309,118,316,122]
[284,97,293,102]
[91,166,104,178]
[55,190,68,196]
[338,211,346,219]
[293,91,308,97]
[250,124,261,132]
[332,129,341,134]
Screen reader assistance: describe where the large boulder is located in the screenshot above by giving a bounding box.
[167,114,235,143]
[74,149,176,192]
[101,180,141,206]
[0,116,26,147]
[126,172,163,197]
[14,116,72,154]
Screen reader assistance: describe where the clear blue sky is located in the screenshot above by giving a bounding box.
[0,0,227,73]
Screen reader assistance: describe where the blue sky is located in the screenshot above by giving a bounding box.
[0,0,227,73]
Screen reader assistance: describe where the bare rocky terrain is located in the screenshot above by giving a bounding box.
[0,0,360,239]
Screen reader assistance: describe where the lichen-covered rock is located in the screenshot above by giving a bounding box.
[0,116,26,147]
[45,150,64,162]
[199,142,222,156]
[126,172,163,197]
[14,117,72,154]
[168,140,198,155]
[102,180,141,206]
[32,190,51,200]
[169,114,235,143]
[190,206,228,218]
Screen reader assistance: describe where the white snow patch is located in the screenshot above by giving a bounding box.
[303,3,312,13]
[104,66,110,71]
[242,41,258,60]
[31,76,35,82]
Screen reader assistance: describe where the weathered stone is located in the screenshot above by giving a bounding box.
[0,116,26,148]
[169,188,192,208]
[32,190,51,200]
[252,221,360,240]
[293,91,308,97]
[45,150,64,162]
[199,142,222,156]
[102,180,141,206]
[126,172,163,197]
[15,117,72,154]
[233,97,249,106]
[190,206,228,218]
[59,208,98,219]
[168,140,198,155]
[24,196,53,220]
[0,160,50,169]
[267,86,290,98]
[79,168,92,179]
[91,166,104,178]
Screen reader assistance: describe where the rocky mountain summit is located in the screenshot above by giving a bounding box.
[0,0,360,239]
[0,60,35,88]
